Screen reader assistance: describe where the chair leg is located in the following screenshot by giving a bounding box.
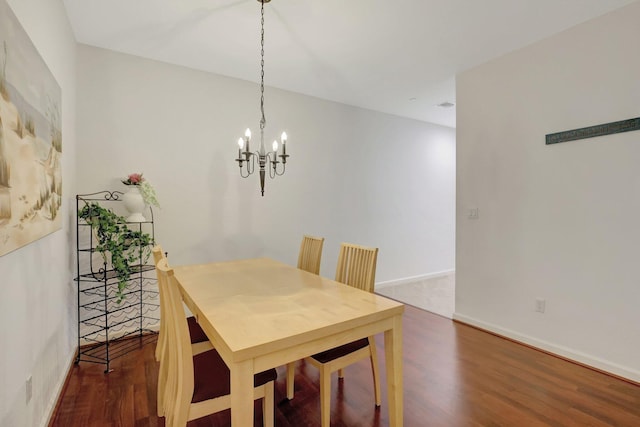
[263,381,275,427]
[320,366,332,427]
[155,300,166,362]
[155,326,164,362]
[286,362,296,400]
[157,351,168,416]
[368,336,382,407]
[173,393,190,427]
[157,375,164,416]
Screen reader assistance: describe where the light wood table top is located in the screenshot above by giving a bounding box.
[173,257,404,426]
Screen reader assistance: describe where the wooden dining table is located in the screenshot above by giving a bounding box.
[172,257,404,426]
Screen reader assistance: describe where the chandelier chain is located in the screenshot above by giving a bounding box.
[259,0,266,130]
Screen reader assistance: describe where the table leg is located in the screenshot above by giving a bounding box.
[286,362,295,400]
[230,359,254,427]
[384,314,403,427]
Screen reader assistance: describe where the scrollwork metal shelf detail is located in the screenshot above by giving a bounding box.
[75,191,159,373]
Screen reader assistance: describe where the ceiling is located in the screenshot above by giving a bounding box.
[62,0,637,128]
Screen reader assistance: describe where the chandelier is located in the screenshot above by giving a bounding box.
[235,0,289,197]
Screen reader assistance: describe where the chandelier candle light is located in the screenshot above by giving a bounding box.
[235,0,289,197]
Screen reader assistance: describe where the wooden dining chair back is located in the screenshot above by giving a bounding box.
[153,245,167,362]
[335,242,378,292]
[157,260,276,427]
[155,258,177,422]
[153,246,210,356]
[297,235,325,275]
[288,242,381,427]
[153,246,211,417]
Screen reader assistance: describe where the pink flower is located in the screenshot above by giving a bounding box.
[122,173,145,186]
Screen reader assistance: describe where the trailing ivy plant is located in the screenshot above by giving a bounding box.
[78,202,154,302]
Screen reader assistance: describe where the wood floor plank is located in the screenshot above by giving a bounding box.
[49,305,640,426]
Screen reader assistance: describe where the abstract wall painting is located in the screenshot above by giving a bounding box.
[0,0,62,257]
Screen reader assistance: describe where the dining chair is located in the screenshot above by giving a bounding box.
[153,246,212,360]
[152,246,212,417]
[156,259,277,427]
[297,235,325,275]
[285,235,326,398]
[287,242,381,427]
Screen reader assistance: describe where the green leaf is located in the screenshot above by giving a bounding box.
[78,202,154,302]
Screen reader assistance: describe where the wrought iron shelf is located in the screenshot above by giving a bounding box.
[74,264,155,283]
[77,331,158,369]
[74,191,159,373]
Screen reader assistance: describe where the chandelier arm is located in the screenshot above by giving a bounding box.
[274,162,286,176]
[238,155,249,177]
[239,167,251,179]
[246,152,257,176]
[239,157,251,178]
[270,154,285,179]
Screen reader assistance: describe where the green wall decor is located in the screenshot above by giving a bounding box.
[546,117,640,145]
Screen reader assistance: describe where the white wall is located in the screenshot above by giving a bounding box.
[0,0,77,426]
[75,45,456,284]
[456,2,640,381]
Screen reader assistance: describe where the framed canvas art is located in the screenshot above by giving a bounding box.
[0,0,62,256]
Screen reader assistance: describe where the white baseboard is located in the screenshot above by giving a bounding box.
[41,347,76,427]
[46,325,161,425]
[376,270,455,290]
[453,313,640,384]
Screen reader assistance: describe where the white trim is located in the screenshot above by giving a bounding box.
[453,313,640,384]
[44,324,161,425]
[41,348,76,427]
[375,270,455,290]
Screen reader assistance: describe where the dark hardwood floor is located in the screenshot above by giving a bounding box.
[50,305,640,426]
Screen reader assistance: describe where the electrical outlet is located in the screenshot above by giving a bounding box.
[535,298,546,313]
[468,208,479,219]
[26,376,32,404]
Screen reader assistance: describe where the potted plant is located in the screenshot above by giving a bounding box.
[121,173,159,222]
[78,202,154,302]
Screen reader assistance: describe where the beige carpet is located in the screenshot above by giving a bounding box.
[376,272,455,318]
